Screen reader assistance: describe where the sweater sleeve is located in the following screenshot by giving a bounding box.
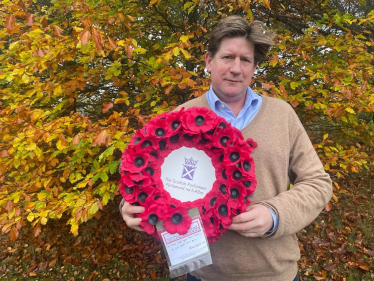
[261,110,332,239]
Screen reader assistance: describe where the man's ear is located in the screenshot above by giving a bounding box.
[205,52,212,72]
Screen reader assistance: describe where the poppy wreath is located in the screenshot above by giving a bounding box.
[119,106,257,243]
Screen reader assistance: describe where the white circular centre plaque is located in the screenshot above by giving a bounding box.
[160,146,216,202]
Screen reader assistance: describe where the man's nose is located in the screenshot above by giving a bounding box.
[230,57,242,74]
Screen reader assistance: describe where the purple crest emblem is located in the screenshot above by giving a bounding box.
[181,157,198,181]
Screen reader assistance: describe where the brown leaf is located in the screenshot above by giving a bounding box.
[9,227,19,241]
[324,202,332,212]
[48,259,57,268]
[357,262,370,271]
[26,14,34,26]
[0,150,8,157]
[102,102,113,113]
[165,85,173,95]
[92,130,108,147]
[5,14,16,31]
[81,30,91,45]
[5,200,13,211]
[324,263,336,271]
[72,134,80,146]
[108,37,117,50]
[92,27,103,52]
[150,270,157,279]
[54,25,63,37]
[137,115,146,126]
[34,225,41,237]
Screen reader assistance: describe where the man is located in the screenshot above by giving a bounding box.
[121,16,332,281]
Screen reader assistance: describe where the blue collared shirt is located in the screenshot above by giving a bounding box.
[206,86,278,233]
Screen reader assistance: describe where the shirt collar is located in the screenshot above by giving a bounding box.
[207,86,260,115]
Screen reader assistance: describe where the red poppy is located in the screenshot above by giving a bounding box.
[214,197,231,226]
[128,130,146,147]
[118,182,139,203]
[163,206,192,235]
[201,208,220,240]
[165,108,185,132]
[181,107,218,134]
[123,150,150,173]
[120,172,152,188]
[213,127,236,149]
[140,200,169,234]
[227,184,246,209]
[146,117,174,138]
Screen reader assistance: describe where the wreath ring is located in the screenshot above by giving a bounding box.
[119,107,257,243]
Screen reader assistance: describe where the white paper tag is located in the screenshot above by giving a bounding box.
[157,208,212,278]
[161,219,208,266]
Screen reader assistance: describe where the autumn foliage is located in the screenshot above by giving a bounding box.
[0,0,373,251]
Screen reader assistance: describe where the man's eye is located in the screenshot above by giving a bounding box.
[222,56,232,60]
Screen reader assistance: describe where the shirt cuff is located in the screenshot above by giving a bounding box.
[266,208,278,233]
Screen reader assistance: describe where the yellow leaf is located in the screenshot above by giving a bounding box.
[56,139,66,150]
[53,85,62,95]
[323,134,328,140]
[180,35,189,43]
[26,143,36,151]
[180,49,191,59]
[148,0,158,7]
[14,159,20,169]
[6,75,13,82]
[37,192,47,201]
[40,217,48,225]
[22,74,30,83]
[27,212,35,222]
[70,222,79,236]
[173,47,180,56]
[345,107,355,114]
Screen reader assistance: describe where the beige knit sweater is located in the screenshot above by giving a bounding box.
[176,94,332,281]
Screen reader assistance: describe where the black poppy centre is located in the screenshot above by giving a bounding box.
[171,213,183,224]
[134,156,145,167]
[148,214,159,225]
[195,115,205,125]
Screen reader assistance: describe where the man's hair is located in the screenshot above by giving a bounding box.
[207,15,274,64]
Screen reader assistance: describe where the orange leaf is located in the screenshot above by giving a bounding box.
[108,37,117,50]
[165,85,173,95]
[54,25,63,37]
[9,226,19,241]
[102,102,113,113]
[72,134,80,145]
[125,45,133,57]
[26,14,34,26]
[290,99,300,108]
[325,202,332,212]
[48,259,57,268]
[357,262,370,271]
[150,270,157,279]
[34,225,41,237]
[0,150,8,158]
[81,30,91,45]
[137,115,146,126]
[92,130,108,147]
[5,15,16,31]
[92,27,102,52]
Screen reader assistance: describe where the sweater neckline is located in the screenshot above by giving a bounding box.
[198,94,269,134]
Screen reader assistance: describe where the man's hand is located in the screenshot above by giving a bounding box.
[228,204,273,237]
[121,201,145,232]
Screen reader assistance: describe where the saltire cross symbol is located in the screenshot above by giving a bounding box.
[181,165,196,181]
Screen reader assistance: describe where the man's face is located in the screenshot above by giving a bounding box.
[205,37,257,103]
